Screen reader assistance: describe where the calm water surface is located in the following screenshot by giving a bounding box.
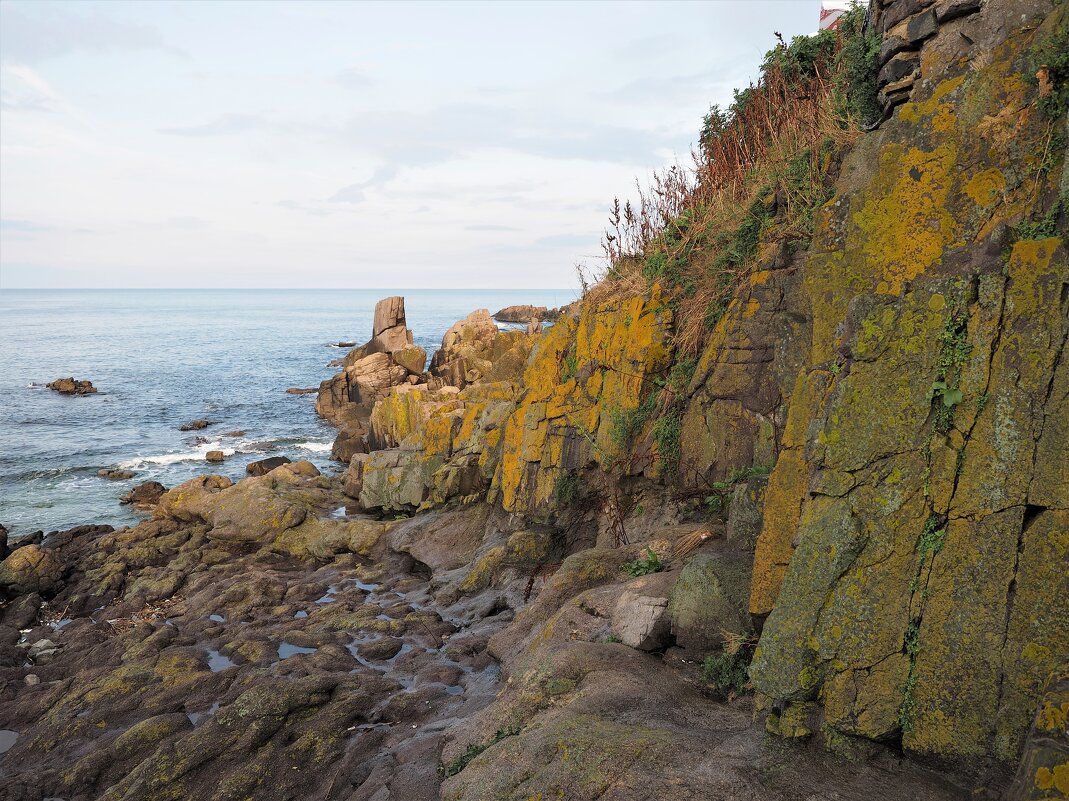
[0,288,573,536]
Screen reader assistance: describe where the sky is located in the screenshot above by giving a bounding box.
[0,0,819,289]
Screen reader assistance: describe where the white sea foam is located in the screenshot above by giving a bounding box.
[118,442,237,469]
[296,441,333,453]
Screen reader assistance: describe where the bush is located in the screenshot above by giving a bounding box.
[702,634,756,698]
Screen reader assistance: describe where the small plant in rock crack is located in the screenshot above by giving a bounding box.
[438,722,522,777]
[623,547,663,577]
[702,631,757,699]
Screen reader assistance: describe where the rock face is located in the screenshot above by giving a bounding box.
[46,378,96,395]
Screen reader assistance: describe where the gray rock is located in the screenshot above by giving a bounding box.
[611,573,674,651]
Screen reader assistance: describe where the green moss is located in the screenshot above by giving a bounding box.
[439,722,522,778]
[1026,12,1069,121]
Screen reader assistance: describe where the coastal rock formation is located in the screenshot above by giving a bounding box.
[179,419,210,431]
[46,378,96,395]
[0,544,64,595]
[119,481,167,510]
[1,1,1065,799]
[492,304,560,323]
[315,297,426,462]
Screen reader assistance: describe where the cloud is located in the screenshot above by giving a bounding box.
[157,113,268,137]
[535,233,597,248]
[335,103,684,170]
[328,165,400,204]
[336,68,374,90]
[0,5,187,63]
[0,63,65,113]
[1,218,53,233]
[465,224,520,232]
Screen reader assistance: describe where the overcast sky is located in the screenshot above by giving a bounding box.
[0,0,819,289]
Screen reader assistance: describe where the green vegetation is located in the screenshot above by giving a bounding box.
[898,619,922,733]
[931,306,971,434]
[554,471,582,507]
[703,465,771,514]
[623,547,663,577]
[594,2,880,356]
[702,636,756,698]
[917,514,947,558]
[439,723,522,778]
[1026,14,1069,121]
[604,633,622,644]
[560,349,579,382]
[608,392,658,452]
[1014,195,1066,241]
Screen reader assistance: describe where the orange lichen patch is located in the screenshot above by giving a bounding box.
[851,143,958,297]
[963,168,1005,207]
[750,448,808,616]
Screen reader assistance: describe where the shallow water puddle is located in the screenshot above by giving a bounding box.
[187,702,220,726]
[277,641,317,660]
[208,614,225,623]
[294,610,308,619]
[206,649,235,672]
[315,587,337,604]
[0,729,18,755]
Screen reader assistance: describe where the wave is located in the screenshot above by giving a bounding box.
[118,442,237,469]
[295,441,333,453]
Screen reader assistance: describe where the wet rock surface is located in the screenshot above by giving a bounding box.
[46,378,97,396]
[0,473,507,801]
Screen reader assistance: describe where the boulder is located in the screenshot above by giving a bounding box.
[46,377,96,395]
[667,551,753,655]
[0,544,64,595]
[205,450,225,463]
[286,387,318,395]
[120,481,168,510]
[98,468,136,481]
[611,572,675,651]
[246,456,292,476]
[391,344,428,376]
[179,419,210,431]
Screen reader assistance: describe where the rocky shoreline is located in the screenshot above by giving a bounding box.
[0,298,990,801]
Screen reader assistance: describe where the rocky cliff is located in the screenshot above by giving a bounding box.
[1,1,1065,799]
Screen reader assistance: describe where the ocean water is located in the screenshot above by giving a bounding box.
[0,288,574,537]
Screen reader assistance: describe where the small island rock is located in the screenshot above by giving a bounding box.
[205,450,225,463]
[46,378,97,395]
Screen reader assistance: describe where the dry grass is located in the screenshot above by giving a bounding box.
[105,595,184,634]
[584,17,873,356]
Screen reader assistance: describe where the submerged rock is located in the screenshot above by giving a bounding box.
[179,419,211,431]
[98,468,136,481]
[245,456,292,476]
[46,377,96,395]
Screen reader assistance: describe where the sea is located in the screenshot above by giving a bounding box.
[0,288,575,538]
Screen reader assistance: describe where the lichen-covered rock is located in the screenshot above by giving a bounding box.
[1007,662,1069,800]
[494,289,673,514]
[748,0,1069,765]
[0,544,64,595]
[668,550,752,655]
